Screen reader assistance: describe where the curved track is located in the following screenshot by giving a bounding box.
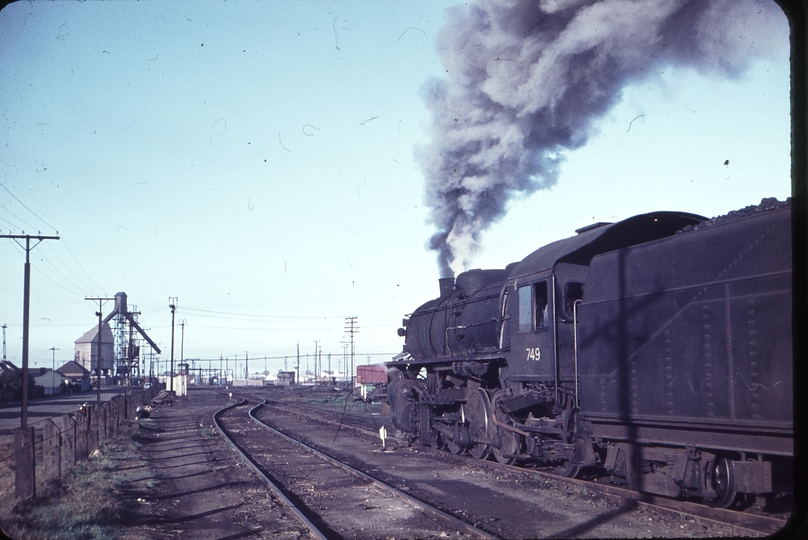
[251,390,791,537]
[213,400,326,540]
[214,398,496,539]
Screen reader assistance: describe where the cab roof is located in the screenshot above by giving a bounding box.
[507,211,705,280]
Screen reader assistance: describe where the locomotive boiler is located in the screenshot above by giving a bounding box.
[387,198,792,507]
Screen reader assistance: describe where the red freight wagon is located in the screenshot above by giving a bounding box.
[356,364,387,386]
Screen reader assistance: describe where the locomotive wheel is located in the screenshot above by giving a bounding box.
[446,439,464,454]
[490,390,519,465]
[708,457,738,508]
[467,388,492,460]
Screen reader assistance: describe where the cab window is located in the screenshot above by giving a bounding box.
[518,281,549,332]
[534,281,549,330]
[518,285,531,332]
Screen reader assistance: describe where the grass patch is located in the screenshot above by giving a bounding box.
[0,427,150,540]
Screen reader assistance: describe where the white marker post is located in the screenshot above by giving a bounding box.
[379,425,387,449]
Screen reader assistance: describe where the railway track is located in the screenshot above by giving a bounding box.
[214,398,496,539]
[246,389,792,537]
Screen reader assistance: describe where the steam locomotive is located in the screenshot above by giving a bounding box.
[387,198,792,507]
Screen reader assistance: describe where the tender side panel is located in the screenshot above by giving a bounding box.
[577,207,792,452]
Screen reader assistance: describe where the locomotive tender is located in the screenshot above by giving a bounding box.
[387,198,792,507]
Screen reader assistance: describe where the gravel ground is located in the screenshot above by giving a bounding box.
[118,389,310,540]
[1,386,792,538]
[254,391,748,539]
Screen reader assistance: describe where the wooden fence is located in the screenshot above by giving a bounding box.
[12,385,161,501]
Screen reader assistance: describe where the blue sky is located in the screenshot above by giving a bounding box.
[0,1,791,378]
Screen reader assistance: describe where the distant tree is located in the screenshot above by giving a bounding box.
[0,364,34,402]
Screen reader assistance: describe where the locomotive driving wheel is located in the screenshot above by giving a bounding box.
[466,388,492,460]
[490,390,519,465]
[708,457,737,508]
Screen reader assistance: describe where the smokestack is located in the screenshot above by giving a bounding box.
[417,0,786,277]
[439,277,455,298]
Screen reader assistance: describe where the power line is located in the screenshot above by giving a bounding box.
[41,241,99,295]
[0,181,58,233]
[180,306,347,320]
[60,239,106,294]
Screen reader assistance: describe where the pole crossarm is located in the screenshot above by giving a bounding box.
[0,234,60,241]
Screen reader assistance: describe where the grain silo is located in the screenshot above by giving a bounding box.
[74,323,114,375]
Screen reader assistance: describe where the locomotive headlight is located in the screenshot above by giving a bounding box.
[397,327,406,337]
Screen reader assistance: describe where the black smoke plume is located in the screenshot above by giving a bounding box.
[417,0,786,278]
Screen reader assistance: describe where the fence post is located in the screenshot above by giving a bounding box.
[107,400,115,436]
[99,403,106,443]
[61,413,76,472]
[14,426,35,500]
[76,409,88,460]
[109,397,117,431]
[113,397,121,429]
[87,405,98,453]
[42,419,61,490]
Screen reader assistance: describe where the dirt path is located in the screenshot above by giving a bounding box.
[117,389,307,540]
[1,386,788,539]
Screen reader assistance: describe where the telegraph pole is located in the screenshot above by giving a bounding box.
[49,347,58,377]
[245,351,249,381]
[85,297,115,405]
[2,323,6,362]
[344,316,358,387]
[86,297,114,405]
[313,340,319,383]
[296,342,300,386]
[168,297,177,402]
[1,234,59,428]
[179,319,186,367]
[342,343,348,383]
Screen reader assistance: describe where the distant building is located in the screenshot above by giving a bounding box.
[57,360,92,392]
[74,323,114,375]
[34,368,65,396]
[276,371,295,386]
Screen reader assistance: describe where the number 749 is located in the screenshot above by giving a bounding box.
[526,347,541,362]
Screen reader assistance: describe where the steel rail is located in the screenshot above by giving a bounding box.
[248,399,499,540]
[255,392,790,537]
[212,399,327,540]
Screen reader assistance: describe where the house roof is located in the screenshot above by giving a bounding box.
[34,369,64,382]
[57,360,90,377]
[75,322,114,345]
[1,360,20,373]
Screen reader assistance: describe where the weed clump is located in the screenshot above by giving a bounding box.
[0,435,144,540]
